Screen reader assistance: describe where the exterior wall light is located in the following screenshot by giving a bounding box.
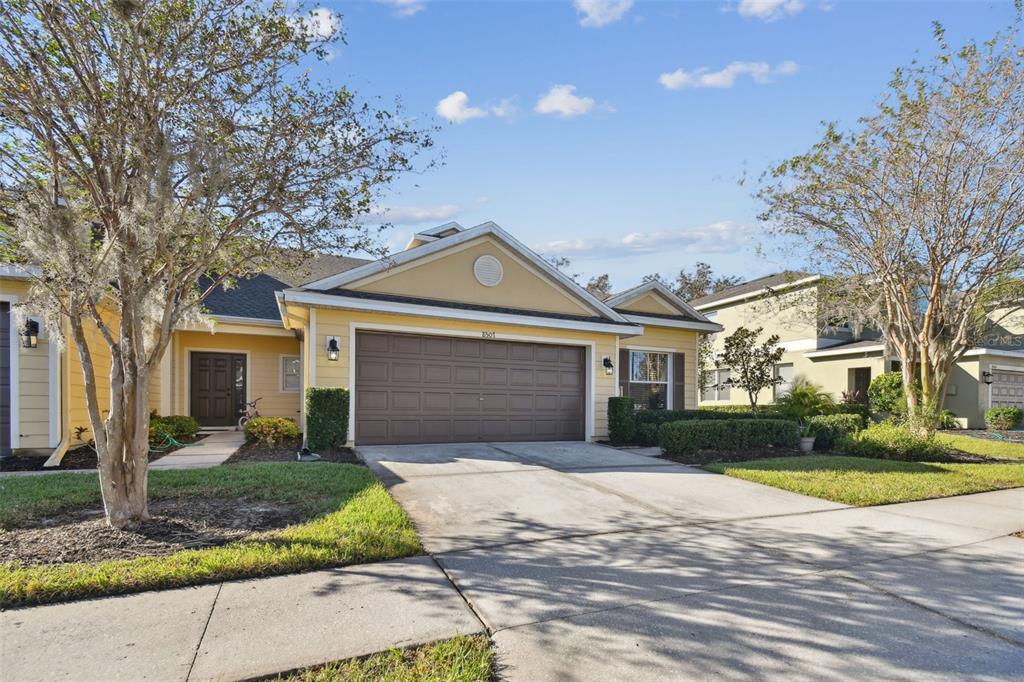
[982,371,993,385]
[602,356,614,376]
[21,320,39,349]
[325,337,340,362]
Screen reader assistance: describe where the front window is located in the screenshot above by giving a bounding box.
[774,363,794,400]
[701,368,731,402]
[281,356,301,392]
[628,351,668,409]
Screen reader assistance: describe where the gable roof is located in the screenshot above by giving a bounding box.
[605,280,721,332]
[301,221,630,324]
[691,271,817,310]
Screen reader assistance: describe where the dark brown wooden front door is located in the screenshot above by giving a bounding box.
[190,352,246,427]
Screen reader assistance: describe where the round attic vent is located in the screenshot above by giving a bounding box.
[473,254,504,287]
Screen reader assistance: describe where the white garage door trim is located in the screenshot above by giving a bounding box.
[349,322,596,445]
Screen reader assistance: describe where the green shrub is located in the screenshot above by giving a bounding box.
[607,397,636,445]
[868,372,908,415]
[837,422,949,461]
[636,423,660,446]
[635,408,776,425]
[243,416,299,444]
[938,410,960,430]
[693,404,783,416]
[829,402,871,421]
[985,407,1023,430]
[776,380,835,423]
[659,418,799,456]
[149,415,199,443]
[807,413,864,450]
[306,387,350,450]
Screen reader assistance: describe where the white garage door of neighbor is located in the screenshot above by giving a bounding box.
[990,368,1024,410]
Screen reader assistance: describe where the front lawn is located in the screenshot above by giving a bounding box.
[935,432,1024,460]
[0,463,422,607]
[705,455,1024,506]
[277,635,493,682]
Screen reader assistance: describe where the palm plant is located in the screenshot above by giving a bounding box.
[776,378,835,429]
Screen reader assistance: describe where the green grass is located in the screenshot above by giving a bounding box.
[276,636,492,682]
[935,432,1024,460]
[705,455,1024,506]
[0,464,422,607]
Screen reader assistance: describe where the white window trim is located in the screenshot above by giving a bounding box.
[183,348,251,423]
[628,350,669,385]
[702,367,732,402]
[280,354,302,393]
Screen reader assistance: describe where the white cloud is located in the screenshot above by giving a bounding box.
[535,221,751,259]
[435,92,517,124]
[377,0,426,17]
[535,84,597,118]
[737,0,806,21]
[436,91,488,124]
[659,60,798,90]
[574,0,634,27]
[292,7,340,41]
[368,204,461,224]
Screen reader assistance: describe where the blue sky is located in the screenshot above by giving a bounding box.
[309,0,1016,291]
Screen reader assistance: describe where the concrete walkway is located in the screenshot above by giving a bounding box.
[1,557,483,682]
[148,431,244,470]
[360,442,1024,681]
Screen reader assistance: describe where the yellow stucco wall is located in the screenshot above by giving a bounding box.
[305,306,621,441]
[620,324,699,409]
[173,329,302,423]
[351,236,595,317]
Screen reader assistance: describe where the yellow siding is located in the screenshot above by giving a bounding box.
[309,307,620,440]
[66,309,116,445]
[616,292,678,315]
[351,236,595,317]
[2,277,53,450]
[173,330,302,422]
[704,287,823,347]
[620,325,699,409]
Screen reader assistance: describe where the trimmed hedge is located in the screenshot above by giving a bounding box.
[693,404,783,416]
[243,416,300,444]
[837,422,949,461]
[608,397,636,445]
[659,418,800,456]
[807,413,864,450]
[149,415,199,442]
[306,387,350,450]
[985,407,1023,430]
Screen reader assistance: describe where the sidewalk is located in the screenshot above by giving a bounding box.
[1,557,484,682]
[149,431,245,470]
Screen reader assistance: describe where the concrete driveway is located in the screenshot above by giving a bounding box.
[359,441,1024,681]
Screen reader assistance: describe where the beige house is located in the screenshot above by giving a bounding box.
[1,221,721,459]
[692,273,1024,428]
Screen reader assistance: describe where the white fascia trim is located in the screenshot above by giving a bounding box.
[0,264,41,279]
[780,337,851,352]
[607,280,713,323]
[301,221,630,323]
[209,314,284,327]
[693,275,822,311]
[282,289,644,336]
[963,348,1024,359]
[621,314,723,333]
[414,221,464,239]
[804,343,884,358]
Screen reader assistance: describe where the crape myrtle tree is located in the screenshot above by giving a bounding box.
[720,326,784,411]
[758,16,1024,429]
[0,0,433,527]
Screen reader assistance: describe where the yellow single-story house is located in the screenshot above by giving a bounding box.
[693,272,1024,428]
[1,221,721,459]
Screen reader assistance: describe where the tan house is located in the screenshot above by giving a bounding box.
[692,273,1024,428]
[1,221,721,460]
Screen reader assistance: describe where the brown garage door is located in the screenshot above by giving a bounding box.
[991,368,1024,410]
[355,331,586,445]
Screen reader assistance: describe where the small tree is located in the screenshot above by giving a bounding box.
[696,333,714,397]
[586,273,612,298]
[720,327,784,411]
[0,0,432,527]
[759,17,1024,428]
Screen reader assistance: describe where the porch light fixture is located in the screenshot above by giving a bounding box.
[20,320,39,349]
[325,337,340,362]
[602,356,614,375]
[982,371,994,385]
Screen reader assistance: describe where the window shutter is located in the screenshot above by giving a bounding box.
[618,348,630,399]
[672,352,685,409]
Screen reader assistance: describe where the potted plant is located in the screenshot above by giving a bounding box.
[799,424,817,452]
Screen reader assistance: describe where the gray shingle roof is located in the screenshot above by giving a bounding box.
[690,271,814,308]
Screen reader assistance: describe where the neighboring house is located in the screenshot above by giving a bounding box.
[0,221,721,459]
[692,273,1024,428]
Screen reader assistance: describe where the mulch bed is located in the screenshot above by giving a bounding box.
[225,438,361,466]
[660,448,806,466]
[0,439,200,473]
[0,497,303,566]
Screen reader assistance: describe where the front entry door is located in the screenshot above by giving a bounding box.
[190,352,246,427]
